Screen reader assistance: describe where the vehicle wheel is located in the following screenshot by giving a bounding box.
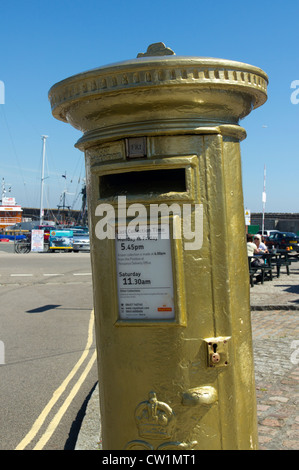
[18,243,30,254]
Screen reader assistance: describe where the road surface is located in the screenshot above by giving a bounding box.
[0,247,98,450]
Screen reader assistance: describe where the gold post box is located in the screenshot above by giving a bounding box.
[49,43,268,450]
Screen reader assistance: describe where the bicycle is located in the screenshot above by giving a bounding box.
[14,237,31,254]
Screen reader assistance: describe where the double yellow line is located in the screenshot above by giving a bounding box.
[15,310,97,450]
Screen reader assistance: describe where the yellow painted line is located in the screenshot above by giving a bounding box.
[33,350,97,450]
[15,310,95,450]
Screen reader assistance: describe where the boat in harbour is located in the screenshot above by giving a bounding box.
[0,195,22,231]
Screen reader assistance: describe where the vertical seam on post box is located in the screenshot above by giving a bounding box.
[203,135,217,338]
[222,135,258,448]
[203,133,222,449]
[218,134,238,450]
[203,134,224,449]
[204,133,238,450]
[220,135,245,449]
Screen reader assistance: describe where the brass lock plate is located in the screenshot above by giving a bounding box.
[204,336,231,368]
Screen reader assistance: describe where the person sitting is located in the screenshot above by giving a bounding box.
[247,234,259,256]
[254,234,268,253]
[247,233,264,268]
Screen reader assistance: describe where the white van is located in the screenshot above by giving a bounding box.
[257,230,280,237]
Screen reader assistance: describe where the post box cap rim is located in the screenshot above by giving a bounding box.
[49,55,268,97]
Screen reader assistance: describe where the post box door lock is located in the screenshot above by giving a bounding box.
[204,336,231,368]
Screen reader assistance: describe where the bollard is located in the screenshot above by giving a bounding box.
[49,43,268,450]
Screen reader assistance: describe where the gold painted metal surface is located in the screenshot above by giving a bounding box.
[48,51,268,148]
[182,386,218,407]
[49,44,268,450]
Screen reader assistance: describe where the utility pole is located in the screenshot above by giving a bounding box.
[40,135,48,225]
[262,164,266,235]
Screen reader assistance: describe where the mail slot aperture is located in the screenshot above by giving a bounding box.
[99,168,186,199]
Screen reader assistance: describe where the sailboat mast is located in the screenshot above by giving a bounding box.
[39,135,48,225]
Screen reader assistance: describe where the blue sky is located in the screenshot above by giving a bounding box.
[0,0,298,213]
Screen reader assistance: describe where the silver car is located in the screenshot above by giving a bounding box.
[73,233,90,252]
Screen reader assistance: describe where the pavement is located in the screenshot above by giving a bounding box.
[75,256,299,451]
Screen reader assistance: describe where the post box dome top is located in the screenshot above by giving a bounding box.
[49,43,268,143]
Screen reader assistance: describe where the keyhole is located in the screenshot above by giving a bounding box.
[211,343,220,363]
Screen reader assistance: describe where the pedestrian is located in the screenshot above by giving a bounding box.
[254,234,268,253]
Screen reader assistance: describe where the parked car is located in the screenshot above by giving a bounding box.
[71,226,89,234]
[257,230,280,237]
[265,231,299,254]
[73,233,90,252]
